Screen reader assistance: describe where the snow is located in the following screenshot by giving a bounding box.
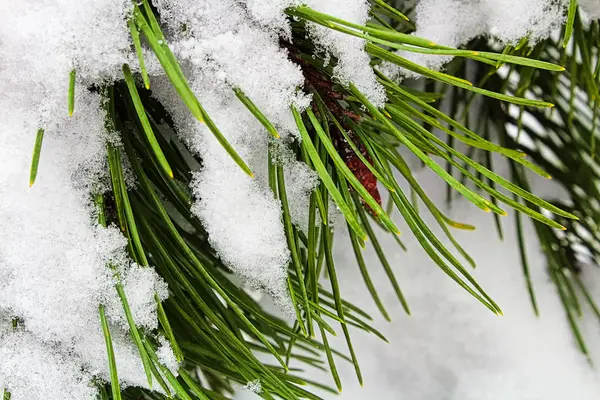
[242,379,262,394]
[0,0,386,393]
[303,0,387,106]
[384,0,570,77]
[0,331,97,400]
[103,264,169,332]
[157,336,180,375]
[0,1,172,398]
[243,0,386,105]
[580,0,600,20]
[0,88,162,399]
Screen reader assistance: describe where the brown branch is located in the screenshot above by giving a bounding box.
[282,40,382,210]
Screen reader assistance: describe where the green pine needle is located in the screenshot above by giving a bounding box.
[131,4,254,178]
[234,88,281,139]
[122,63,174,179]
[292,106,367,241]
[29,128,44,187]
[68,69,76,117]
[277,164,312,336]
[306,108,400,234]
[99,305,122,400]
[563,0,578,47]
[128,19,151,90]
[116,284,154,388]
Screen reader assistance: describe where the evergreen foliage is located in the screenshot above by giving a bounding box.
[3,0,600,399]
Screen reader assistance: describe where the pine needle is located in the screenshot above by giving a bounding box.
[68,69,76,116]
[29,128,44,187]
[99,305,122,400]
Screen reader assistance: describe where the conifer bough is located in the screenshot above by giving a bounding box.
[1,0,599,399]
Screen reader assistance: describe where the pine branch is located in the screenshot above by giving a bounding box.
[10,1,598,399]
